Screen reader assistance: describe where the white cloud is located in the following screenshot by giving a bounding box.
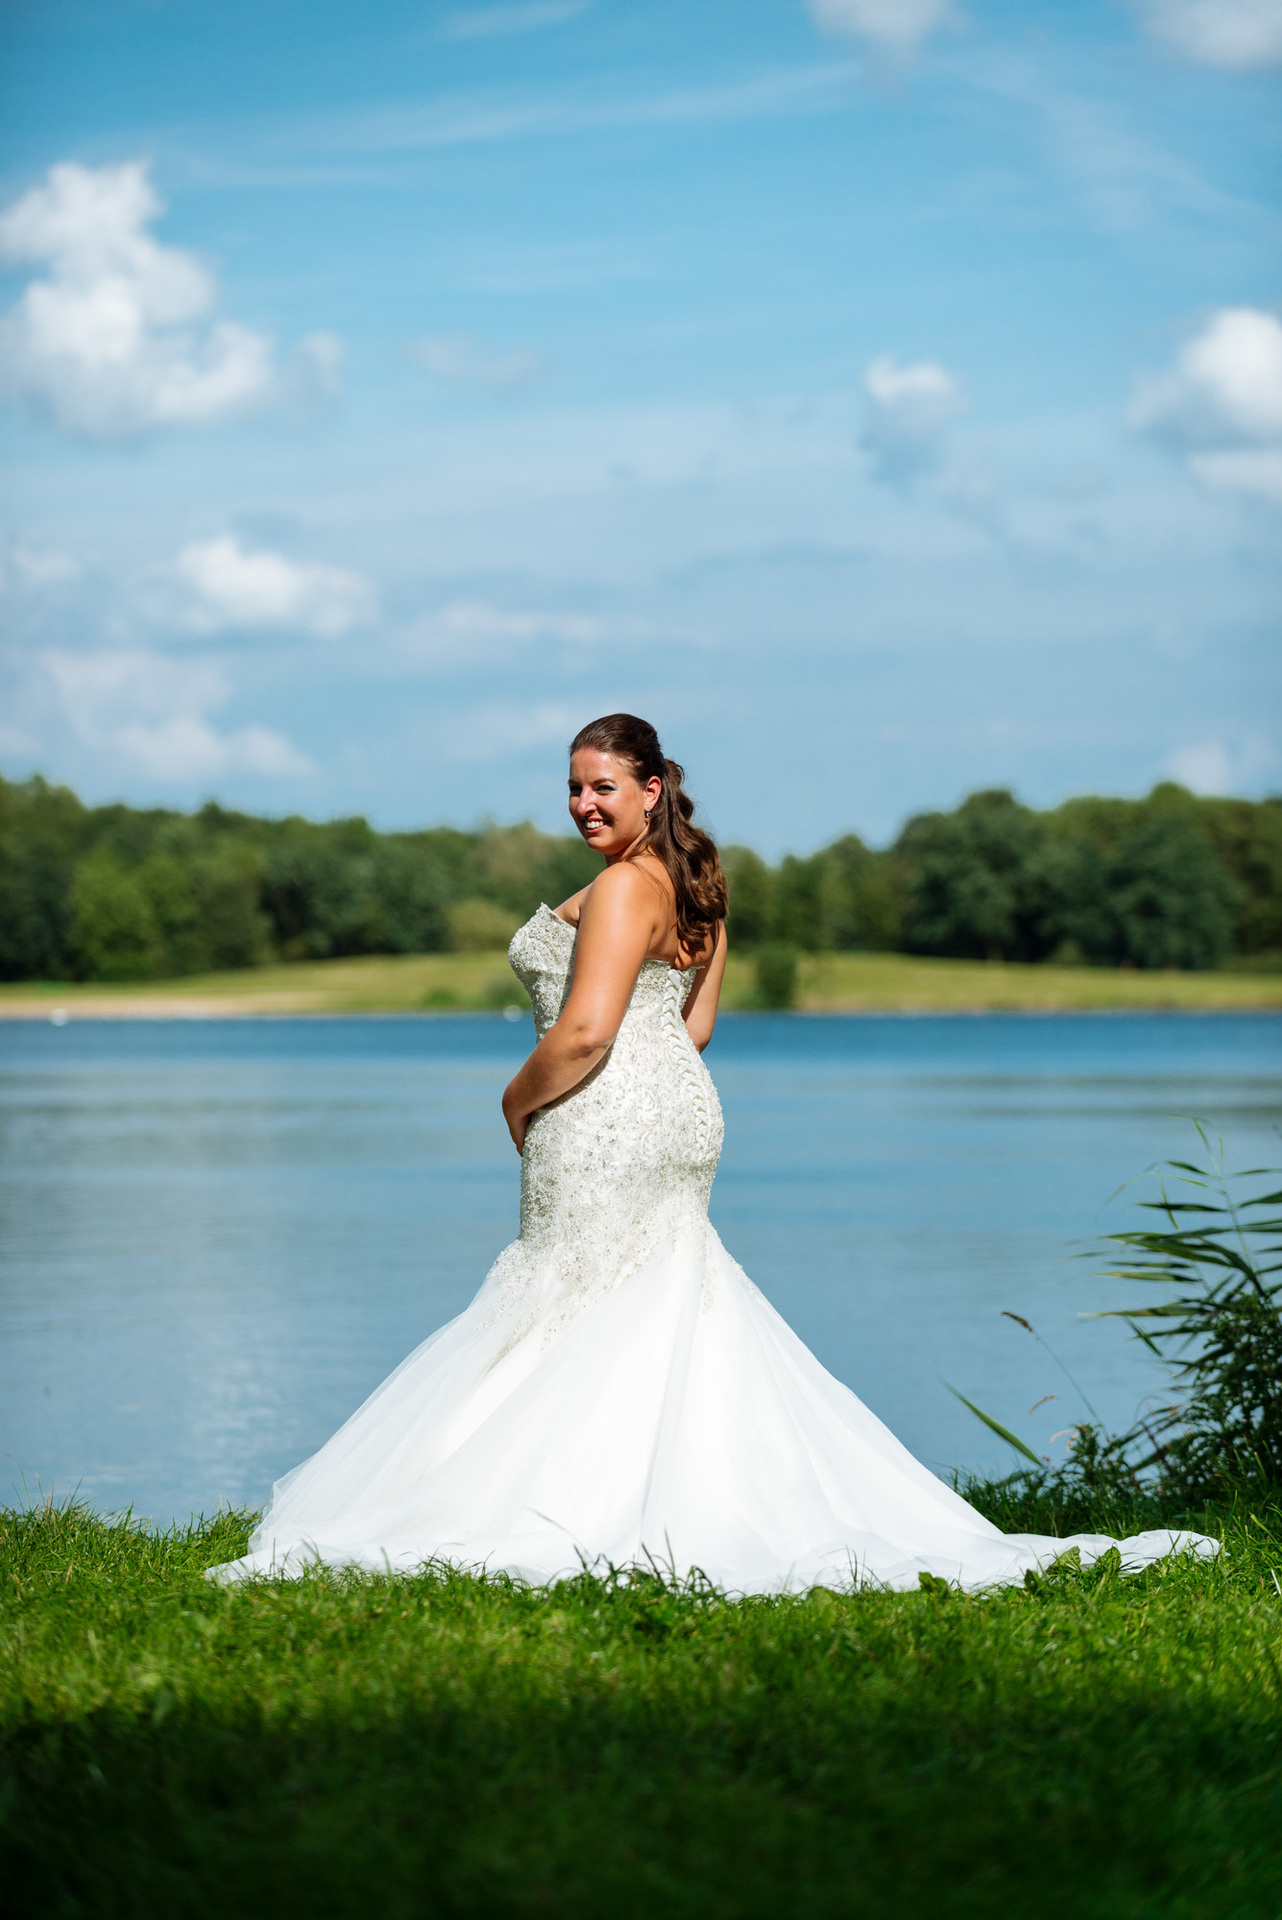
[1138,0,1282,70]
[1132,307,1282,441]
[0,160,338,439]
[443,1,591,39]
[807,0,953,61]
[170,536,377,636]
[1166,734,1277,793]
[1130,306,1282,503]
[410,331,545,391]
[1167,738,1234,792]
[861,354,963,484]
[42,647,311,780]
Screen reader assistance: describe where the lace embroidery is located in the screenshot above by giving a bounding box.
[477,905,725,1350]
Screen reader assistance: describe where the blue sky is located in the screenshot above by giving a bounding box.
[1,0,1278,852]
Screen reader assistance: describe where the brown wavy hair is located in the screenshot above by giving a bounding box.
[570,714,727,960]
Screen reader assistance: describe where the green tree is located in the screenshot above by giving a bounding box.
[525,835,599,917]
[897,790,1053,962]
[193,843,270,969]
[0,838,74,979]
[772,854,822,950]
[0,774,85,979]
[1199,796,1282,955]
[811,836,903,951]
[260,830,383,960]
[446,899,524,951]
[1033,830,1111,965]
[370,843,452,954]
[68,853,160,980]
[754,942,798,1008]
[1106,811,1238,970]
[473,822,556,915]
[137,853,204,975]
[722,847,774,948]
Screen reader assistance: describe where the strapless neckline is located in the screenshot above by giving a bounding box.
[536,901,696,978]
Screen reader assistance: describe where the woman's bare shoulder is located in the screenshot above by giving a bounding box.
[556,859,668,929]
[593,859,669,913]
[629,851,678,907]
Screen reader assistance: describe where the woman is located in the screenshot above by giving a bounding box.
[212,715,1212,1592]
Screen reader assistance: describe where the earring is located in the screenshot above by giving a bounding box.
[644,809,651,825]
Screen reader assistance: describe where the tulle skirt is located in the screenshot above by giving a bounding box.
[209,1216,1214,1594]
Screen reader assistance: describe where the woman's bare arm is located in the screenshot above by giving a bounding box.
[501,864,663,1151]
[680,922,727,1052]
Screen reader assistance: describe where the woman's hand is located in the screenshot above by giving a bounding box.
[502,1083,529,1155]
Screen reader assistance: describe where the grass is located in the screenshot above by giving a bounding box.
[791,951,1282,1011]
[3,1490,1281,1917]
[0,952,530,1017]
[2,948,1281,1018]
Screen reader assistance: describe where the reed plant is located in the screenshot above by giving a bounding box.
[1089,1128,1282,1498]
[952,1132,1282,1525]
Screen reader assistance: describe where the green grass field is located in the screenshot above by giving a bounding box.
[3,1488,1280,1918]
[2,947,1280,1017]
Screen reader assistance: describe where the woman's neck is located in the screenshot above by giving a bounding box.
[603,828,652,868]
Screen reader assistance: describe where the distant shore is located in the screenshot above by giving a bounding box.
[2,949,1280,1018]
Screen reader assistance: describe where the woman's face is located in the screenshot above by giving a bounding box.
[568,748,660,858]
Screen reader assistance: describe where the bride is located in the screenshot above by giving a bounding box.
[212,715,1212,1592]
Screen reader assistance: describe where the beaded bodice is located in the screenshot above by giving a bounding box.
[509,902,697,1038]
[477,904,726,1347]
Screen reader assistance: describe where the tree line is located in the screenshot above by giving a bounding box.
[0,772,1277,983]
[723,786,1280,970]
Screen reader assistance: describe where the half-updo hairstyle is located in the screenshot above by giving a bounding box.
[570,714,727,960]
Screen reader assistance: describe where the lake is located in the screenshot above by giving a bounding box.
[1,1012,1278,1524]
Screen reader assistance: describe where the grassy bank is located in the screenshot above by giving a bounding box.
[3,1493,1280,1917]
[2,948,1281,1017]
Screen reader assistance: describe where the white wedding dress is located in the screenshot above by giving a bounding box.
[211,905,1213,1592]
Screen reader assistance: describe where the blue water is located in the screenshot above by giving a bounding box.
[1,1012,1278,1523]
